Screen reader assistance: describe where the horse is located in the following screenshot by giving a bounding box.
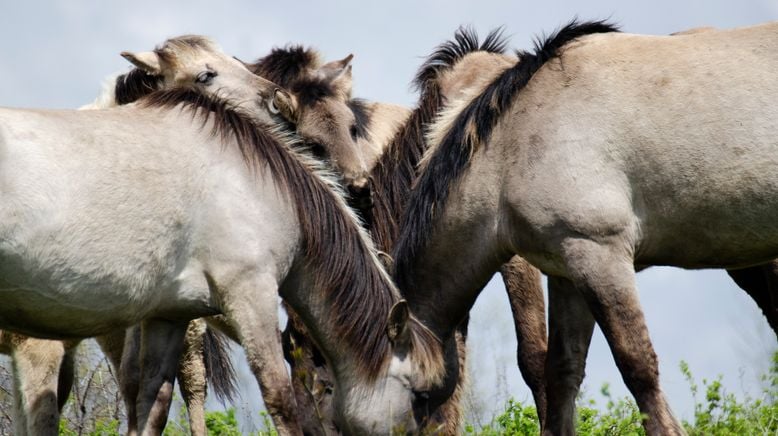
[372,20,778,435]
[115,43,368,435]
[250,42,549,433]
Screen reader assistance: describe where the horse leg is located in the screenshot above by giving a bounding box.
[543,275,594,436]
[136,319,188,436]
[177,319,208,436]
[563,240,682,435]
[282,306,334,436]
[56,343,78,413]
[96,328,135,434]
[500,256,547,427]
[116,326,142,436]
[10,334,67,436]
[423,323,468,435]
[726,262,778,336]
[221,274,302,435]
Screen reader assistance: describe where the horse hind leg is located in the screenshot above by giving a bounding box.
[726,261,778,337]
[561,239,683,436]
[9,334,68,436]
[136,319,188,436]
[500,256,548,428]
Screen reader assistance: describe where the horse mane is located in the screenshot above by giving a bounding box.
[115,68,164,105]
[137,88,439,380]
[367,27,507,253]
[414,26,508,90]
[246,45,321,89]
[393,19,620,284]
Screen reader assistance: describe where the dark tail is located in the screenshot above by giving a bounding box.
[202,326,239,403]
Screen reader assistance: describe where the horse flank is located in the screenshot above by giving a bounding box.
[393,19,620,285]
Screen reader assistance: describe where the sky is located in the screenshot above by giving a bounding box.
[1,0,777,431]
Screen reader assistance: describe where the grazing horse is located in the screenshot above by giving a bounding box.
[377,20,778,435]
[251,42,548,433]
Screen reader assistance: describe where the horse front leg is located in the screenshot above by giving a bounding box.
[543,275,595,436]
[221,273,303,436]
[726,261,778,337]
[136,319,188,436]
[8,334,69,436]
[562,239,683,436]
[500,256,548,427]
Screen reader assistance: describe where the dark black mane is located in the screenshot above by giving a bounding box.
[247,45,320,89]
[114,68,163,105]
[138,87,398,379]
[367,27,510,252]
[414,26,509,90]
[393,19,620,285]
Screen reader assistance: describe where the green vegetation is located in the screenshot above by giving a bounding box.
[4,348,772,435]
[468,352,778,435]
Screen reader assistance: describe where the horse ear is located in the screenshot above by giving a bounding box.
[387,300,411,347]
[120,51,162,75]
[272,89,298,123]
[318,54,353,99]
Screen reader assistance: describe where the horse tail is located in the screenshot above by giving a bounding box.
[202,326,239,403]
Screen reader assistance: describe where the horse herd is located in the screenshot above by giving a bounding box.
[0,18,777,436]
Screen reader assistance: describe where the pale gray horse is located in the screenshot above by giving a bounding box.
[367,20,778,436]
[0,35,439,436]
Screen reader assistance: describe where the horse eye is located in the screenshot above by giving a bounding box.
[195,70,217,85]
[349,124,358,140]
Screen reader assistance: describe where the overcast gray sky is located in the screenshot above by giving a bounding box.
[1,0,777,431]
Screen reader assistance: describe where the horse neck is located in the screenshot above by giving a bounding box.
[397,138,514,340]
[280,258,393,386]
[364,101,412,158]
[368,87,443,252]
